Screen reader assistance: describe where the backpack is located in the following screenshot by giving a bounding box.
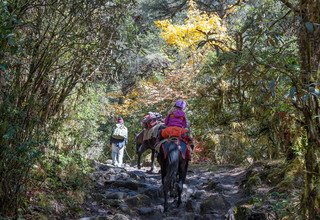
[141,112,162,128]
[112,124,127,140]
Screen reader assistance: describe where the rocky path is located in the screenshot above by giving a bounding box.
[80,161,250,220]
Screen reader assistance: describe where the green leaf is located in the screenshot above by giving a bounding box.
[305,22,314,33]
[6,33,14,39]
[289,87,296,98]
[8,38,16,46]
[0,64,6,70]
[3,126,16,140]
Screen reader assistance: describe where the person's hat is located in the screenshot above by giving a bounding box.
[117,117,124,123]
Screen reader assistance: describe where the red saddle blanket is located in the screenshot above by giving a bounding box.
[161,126,188,139]
[161,139,191,160]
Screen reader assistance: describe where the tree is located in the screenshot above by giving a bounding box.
[0,0,133,216]
[278,0,320,218]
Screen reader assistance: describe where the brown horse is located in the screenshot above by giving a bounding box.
[135,130,157,172]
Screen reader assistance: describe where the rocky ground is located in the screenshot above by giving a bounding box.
[78,160,274,220]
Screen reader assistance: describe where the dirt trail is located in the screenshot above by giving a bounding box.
[80,162,250,220]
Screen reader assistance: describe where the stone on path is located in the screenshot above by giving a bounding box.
[200,194,230,214]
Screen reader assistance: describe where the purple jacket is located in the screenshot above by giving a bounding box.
[164,109,187,128]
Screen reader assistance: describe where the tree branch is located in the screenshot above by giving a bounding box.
[279,0,299,13]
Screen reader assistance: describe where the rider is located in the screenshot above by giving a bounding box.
[160,99,194,155]
[165,100,187,128]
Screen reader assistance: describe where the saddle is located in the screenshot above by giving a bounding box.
[143,123,164,141]
[157,138,191,160]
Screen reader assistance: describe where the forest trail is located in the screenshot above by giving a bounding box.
[80,161,251,220]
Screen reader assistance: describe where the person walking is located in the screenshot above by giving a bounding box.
[110,117,128,167]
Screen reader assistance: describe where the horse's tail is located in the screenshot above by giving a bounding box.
[164,141,179,193]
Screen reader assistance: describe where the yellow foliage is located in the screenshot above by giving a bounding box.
[106,70,197,117]
[208,133,220,145]
[155,0,227,51]
[231,122,241,130]
[219,79,230,91]
[232,132,248,144]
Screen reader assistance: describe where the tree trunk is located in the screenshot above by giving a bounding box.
[297,0,320,218]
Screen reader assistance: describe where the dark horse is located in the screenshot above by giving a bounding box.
[157,138,189,211]
[135,130,157,172]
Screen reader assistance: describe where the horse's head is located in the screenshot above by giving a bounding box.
[135,131,144,153]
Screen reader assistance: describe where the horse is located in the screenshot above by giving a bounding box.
[157,138,189,212]
[135,130,157,172]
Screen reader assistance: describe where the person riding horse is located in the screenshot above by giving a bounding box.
[160,99,194,153]
[157,99,195,211]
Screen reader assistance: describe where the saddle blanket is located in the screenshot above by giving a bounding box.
[161,139,190,160]
[143,123,164,141]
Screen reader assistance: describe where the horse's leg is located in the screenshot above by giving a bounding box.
[163,185,168,212]
[137,152,141,169]
[137,144,144,169]
[149,149,155,172]
[162,163,169,212]
[182,159,189,182]
[160,161,166,185]
[158,151,168,211]
[176,158,183,207]
[177,179,182,207]
[177,158,188,207]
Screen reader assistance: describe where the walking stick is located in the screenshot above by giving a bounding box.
[125,147,133,161]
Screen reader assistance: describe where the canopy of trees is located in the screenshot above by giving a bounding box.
[1,0,319,219]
